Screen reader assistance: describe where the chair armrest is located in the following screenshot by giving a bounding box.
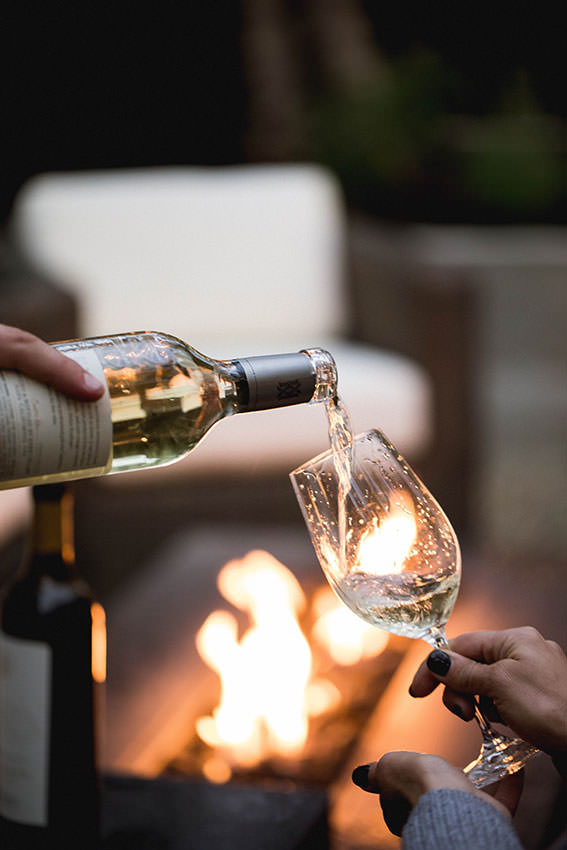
[347,214,478,537]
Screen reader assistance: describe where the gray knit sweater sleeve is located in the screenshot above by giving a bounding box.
[402,789,523,850]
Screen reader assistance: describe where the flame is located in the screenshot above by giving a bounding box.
[356,490,417,576]
[202,755,232,784]
[195,550,390,776]
[195,551,311,768]
[91,602,107,683]
[304,678,341,716]
[312,586,388,665]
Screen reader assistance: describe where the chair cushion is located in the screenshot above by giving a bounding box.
[12,166,347,342]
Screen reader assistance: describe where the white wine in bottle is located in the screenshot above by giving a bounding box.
[0,332,337,490]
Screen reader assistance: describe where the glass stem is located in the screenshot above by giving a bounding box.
[472,702,495,739]
[425,627,496,741]
[426,625,450,651]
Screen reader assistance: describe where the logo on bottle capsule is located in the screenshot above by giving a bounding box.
[276,379,302,400]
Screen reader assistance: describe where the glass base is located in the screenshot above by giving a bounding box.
[464,735,540,789]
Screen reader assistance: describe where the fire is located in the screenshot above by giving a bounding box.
[90,602,107,683]
[311,587,388,665]
[195,551,311,767]
[195,549,389,778]
[356,490,417,576]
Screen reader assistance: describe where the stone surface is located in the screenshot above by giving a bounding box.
[101,773,329,850]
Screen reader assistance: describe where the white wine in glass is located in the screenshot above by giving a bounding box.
[290,427,539,788]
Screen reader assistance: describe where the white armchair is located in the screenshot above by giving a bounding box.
[10,164,433,481]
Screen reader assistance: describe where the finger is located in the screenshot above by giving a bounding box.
[478,694,504,724]
[352,763,380,794]
[420,648,497,699]
[376,755,470,837]
[379,793,411,837]
[353,752,479,835]
[364,753,430,836]
[352,752,420,796]
[447,630,525,665]
[410,632,511,700]
[442,687,475,721]
[409,647,473,699]
[360,752,472,800]
[0,325,104,400]
[409,655,443,698]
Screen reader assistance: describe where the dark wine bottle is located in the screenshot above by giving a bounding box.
[0,483,105,849]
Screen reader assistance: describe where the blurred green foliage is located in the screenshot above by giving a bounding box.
[309,52,566,223]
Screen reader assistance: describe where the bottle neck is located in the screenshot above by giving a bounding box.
[29,487,75,580]
[230,348,337,413]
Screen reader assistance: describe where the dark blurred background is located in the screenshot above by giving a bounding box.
[1,0,565,225]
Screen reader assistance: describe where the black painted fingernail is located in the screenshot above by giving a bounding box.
[408,684,416,697]
[427,649,451,676]
[352,764,371,790]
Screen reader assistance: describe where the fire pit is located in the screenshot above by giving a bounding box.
[164,549,404,789]
[101,772,329,850]
[102,525,407,848]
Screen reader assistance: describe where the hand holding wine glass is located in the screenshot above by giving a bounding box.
[351,750,526,847]
[410,627,567,771]
[290,428,540,787]
[350,634,567,844]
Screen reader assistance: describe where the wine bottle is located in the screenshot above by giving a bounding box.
[0,484,105,850]
[0,331,337,490]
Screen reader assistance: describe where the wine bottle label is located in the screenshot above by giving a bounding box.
[0,349,112,485]
[0,633,51,826]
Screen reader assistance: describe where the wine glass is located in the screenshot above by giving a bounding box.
[290,428,539,788]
